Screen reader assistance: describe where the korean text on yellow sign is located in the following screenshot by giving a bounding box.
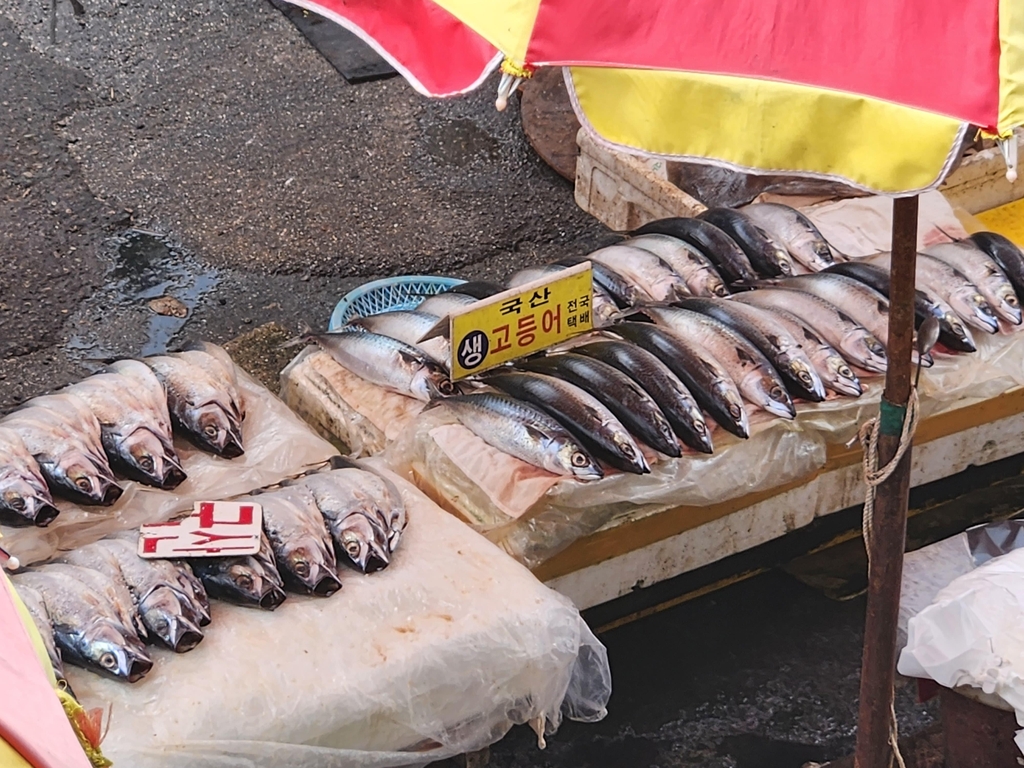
[450,263,594,379]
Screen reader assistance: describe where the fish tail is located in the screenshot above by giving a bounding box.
[280,321,317,350]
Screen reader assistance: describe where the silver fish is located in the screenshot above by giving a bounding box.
[487,371,651,475]
[0,427,59,526]
[507,264,619,326]
[863,252,999,335]
[65,373,186,489]
[554,254,655,308]
[304,330,456,402]
[176,343,246,423]
[16,584,66,683]
[679,297,826,402]
[742,203,836,271]
[44,562,147,641]
[517,353,684,458]
[107,530,212,626]
[743,305,863,397]
[755,274,930,368]
[299,469,396,572]
[924,242,1022,325]
[645,308,796,419]
[623,234,730,297]
[62,540,206,652]
[733,288,888,373]
[190,532,287,610]
[15,568,153,682]
[1,394,122,506]
[586,244,691,302]
[416,291,477,317]
[347,310,451,365]
[607,322,749,439]
[144,354,245,458]
[437,393,604,480]
[251,486,342,596]
[571,340,713,453]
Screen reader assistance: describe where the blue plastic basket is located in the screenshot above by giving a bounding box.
[328,276,467,331]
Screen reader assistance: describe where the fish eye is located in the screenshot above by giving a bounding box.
[694,422,706,435]
[99,652,117,669]
[203,424,220,438]
[7,496,26,511]
[439,379,455,395]
[293,560,311,578]
[839,365,853,378]
[139,456,155,471]
[345,540,362,557]
[571,451,590,468]
[234,573,253,590]
[798,371,812,385]
[75,477,92,492]
[770,386,785,400]
[729,404,743,419]
[1009,296,1020,307]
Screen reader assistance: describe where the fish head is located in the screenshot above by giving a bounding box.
[188,403,245,458]
[953,290,1000,334]
[140,586,204,652]
[411,363,459,401]
[825,356,863,397]
[715,384,750,438]
[788,358,827,401]
[812,240,835,266]
[708,277,730,298]
[592,294,619,327]
[996,284,1023,325]
[841,332,888,374]
[555,443,604,481]
[335,512,391,573]
[282,537,342,596]
[0,477,59,527]
[761,379,797,419]
[611,429,651,474]
[216,561,277,605]
[122,428,187,489]
[943,312,976,352]
[56,452,122,505]
[78,618,153,682]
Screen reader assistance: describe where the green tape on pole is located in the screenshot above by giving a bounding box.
[879,398,907,436]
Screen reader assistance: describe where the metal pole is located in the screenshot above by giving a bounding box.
[853,195,919,768]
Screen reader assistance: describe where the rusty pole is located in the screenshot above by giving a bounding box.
[853,195,919,768]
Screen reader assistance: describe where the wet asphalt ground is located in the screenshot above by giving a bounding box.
[0,2,938,765]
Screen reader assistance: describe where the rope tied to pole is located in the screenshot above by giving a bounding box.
[857,388,920,768]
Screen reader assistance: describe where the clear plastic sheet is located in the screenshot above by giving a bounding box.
[898,520,1024,652]
[385,405,825,569]
[1,369,338,566]
[898,543,1024,753]
[67,467,611,768]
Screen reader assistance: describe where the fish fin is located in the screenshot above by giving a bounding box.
[279,322,316,350]
[934,224,965,244]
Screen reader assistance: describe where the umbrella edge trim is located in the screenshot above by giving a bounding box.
[282,0,503,97]
[561,67,971,199]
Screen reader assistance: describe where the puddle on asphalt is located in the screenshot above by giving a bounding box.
[67,230,219,361]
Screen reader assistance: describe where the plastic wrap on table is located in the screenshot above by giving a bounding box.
[1,367,338,566]
[384,405,826,570]
[898,520,1024,654]
[898,545,1024,753]
[68,468,611,768]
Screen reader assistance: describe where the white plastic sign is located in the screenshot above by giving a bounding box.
[138,500,263,559]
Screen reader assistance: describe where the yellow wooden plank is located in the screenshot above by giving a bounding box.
[532,387,1024,582]
[975,197,1024,246]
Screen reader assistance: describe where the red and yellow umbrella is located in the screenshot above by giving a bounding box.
[292,0,1024,194]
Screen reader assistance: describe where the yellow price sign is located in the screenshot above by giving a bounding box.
[449,263,594,380]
